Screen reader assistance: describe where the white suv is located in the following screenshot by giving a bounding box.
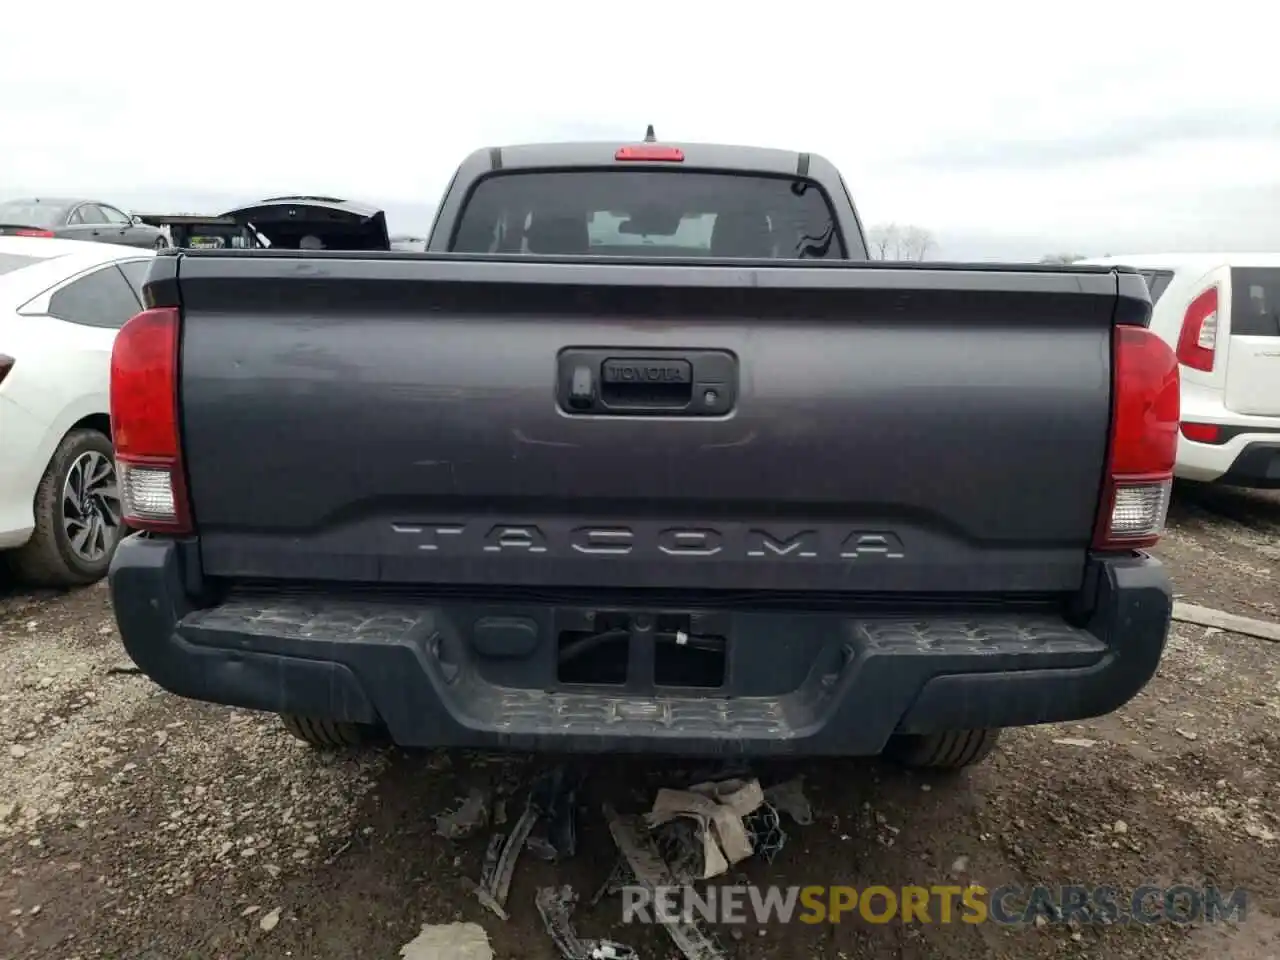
[1080,254,1280,489]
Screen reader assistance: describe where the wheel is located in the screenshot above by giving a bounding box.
[280,714,380,749]
[8,429,124,588]
[153,235,169,250]
[885,729,1001,770]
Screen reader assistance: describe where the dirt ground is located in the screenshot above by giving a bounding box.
[3,482,1279,960]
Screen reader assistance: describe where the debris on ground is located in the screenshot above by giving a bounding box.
[762,777,813,826]
[1051,737,1098,749]
[435,786,492,840]
[644,777,764,879]
[605,805,727,960]
[1172,601,1280,643]
[590,855,630,908]
[399,921,494,960]
[472,803,536,920]
[470,768,571,919]
[457,767,807,957]
[739,798,788,863]
[526,766,582,862]
[466,765,585,919]
[535,885,637,960]
[585,775,807,959]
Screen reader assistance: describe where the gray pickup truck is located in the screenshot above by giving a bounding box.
[107,136,1179,769]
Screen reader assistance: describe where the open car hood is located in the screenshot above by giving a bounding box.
[219,196,390,250]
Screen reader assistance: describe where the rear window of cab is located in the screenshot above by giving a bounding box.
[450,170,845,260]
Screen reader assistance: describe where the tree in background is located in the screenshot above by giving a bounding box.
[899,226,935,261]
[867,223,936,260]
[868,222,898,259]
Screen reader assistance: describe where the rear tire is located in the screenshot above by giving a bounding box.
[280,714,379,749]
[8,429,123,588]
[885,729,1001,770]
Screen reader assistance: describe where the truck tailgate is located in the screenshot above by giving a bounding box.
[175,255,1123,594]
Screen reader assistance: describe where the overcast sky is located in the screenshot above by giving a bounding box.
[4,1,1279,259]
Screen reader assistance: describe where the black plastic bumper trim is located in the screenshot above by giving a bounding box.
[1216,441,1280,490]
[108,536,1172,756]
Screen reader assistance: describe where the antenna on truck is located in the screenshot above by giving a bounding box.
[644,124,656,142]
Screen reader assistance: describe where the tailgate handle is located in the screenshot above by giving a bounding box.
[558,348,737,417]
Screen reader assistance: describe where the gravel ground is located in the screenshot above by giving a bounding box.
[2,483,1279,960]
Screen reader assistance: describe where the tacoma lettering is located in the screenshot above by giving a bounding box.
[840,532,905,559]
[746,529,819,558]
[657,528,723,556]
[482,525,548,553]
[570,527,633,555]
[393,523,905,560]
[389,523,463,552]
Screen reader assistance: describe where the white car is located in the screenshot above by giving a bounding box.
[0,238,155,585]
[1080,254,1280,489]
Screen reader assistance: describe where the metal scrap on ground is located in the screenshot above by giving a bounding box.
[595,775,809,960]
[473,804,536,920]
[535,885,638,960]
[471,766,579,920]
[605,806,728,960]
[526,766,582,862]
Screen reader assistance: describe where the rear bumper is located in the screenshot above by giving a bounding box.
[108,537,1173,757]
[1178,435,1280,488]
[1176,391,1280,487]
[1215,442,1280,489]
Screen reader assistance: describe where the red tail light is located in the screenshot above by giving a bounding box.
[110,307,192,534]
[1179,422,1223,444]
[14,228,55,238]
[1175,287,1218,372]
[615,145,684,162]
[1094,326,1179,549]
